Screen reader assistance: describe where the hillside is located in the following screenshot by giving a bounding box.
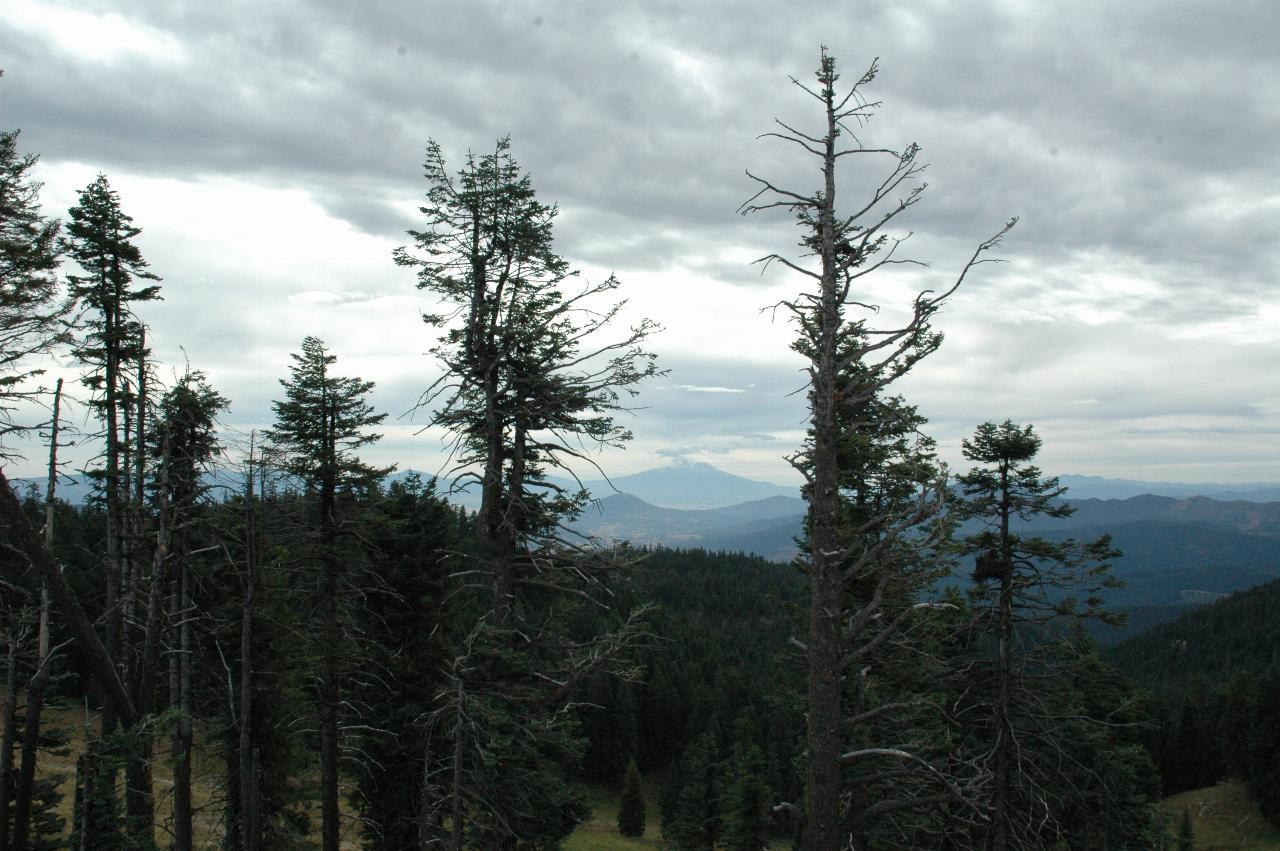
[1108,576,1280,687]
[1163,782,1280,850]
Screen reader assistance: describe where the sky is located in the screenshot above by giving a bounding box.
[2,0,1278,487]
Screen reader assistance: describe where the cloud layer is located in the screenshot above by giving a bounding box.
[3,0,1277,484]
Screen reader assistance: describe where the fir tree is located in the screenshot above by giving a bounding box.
[722,738,771,851]
[62,172,162,847]
[0,84,70,451]
[352,475,457,850]
[739,50,1013,849]
[1176,806,1194,851]
[267,336,389,851]
[618,758,646,837]
[150,370,228,851]
[955,420,1128,849]
[396,137,659,847]
[666,731,723,851]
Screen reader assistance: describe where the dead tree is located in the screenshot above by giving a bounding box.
[740,49,1013,850]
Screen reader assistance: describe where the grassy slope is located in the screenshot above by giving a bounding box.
[564,785,666,850]
[1164,782,1280,850]
[565,779,790,851]
[38,704,366,850]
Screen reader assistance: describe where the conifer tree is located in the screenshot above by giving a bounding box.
[149,370,228,851]
[351,474,457,850]
[396,137,659,847]
[62,172,162,847]
[722,738,772,851]
[1176,807,1194,851]
[666,731,723,851]
[955,420,1125,849]
[0,81,70,452]
[1245,672,1280,826]
[267,336,389,851]
[63,174,161,702]
[740,49,1012,850]
[618,758,646,837]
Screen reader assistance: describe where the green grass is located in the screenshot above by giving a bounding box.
[565,779,791,850]
[564,784,667,850]
[38,704,367,849]
[1163,781,1280,850]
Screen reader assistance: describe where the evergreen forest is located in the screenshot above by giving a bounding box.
[1,52,1277,851]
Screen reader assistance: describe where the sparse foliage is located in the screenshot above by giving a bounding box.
[741,48,1013,850]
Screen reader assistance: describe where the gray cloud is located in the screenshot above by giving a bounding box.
[3,0,1277,483]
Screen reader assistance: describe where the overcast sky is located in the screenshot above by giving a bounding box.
[3,0,1278,487]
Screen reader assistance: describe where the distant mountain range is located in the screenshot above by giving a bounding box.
[1056,475,1280,503]
[556,463,1280,643]
[15,459,1280,642]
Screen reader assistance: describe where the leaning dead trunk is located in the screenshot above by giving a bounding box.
[0,470,137,727]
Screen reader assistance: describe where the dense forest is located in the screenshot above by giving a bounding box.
[1,53,1276,851]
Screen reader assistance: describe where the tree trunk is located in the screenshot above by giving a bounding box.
[12,593,48,851]
[452,679,466,851]
[73,748,93,851]
[0,630,19,851]
[176,553,193,851]
[320,395,341,851]
[238,440,260,851]
[123,329,156,846]
[802,61,846,851]
[102,274,123,739]
[991,460,1014,851]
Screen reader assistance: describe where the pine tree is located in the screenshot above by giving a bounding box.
[722,738,771,851]
[667,731,723,851]
[739,49,1013,849]
[396,137,659,847]
[266,336,389,851]
[1176,806,1194,851]
[0,81,70,452]
[150,371,228,851]
[352,474,457,850]
[62,172,162,847]
[955,420,1125,849]
[618,759,646,837]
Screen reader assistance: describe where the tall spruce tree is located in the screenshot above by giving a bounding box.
[1176,807,1194,851]
[740,49,1013,850]
[266,336,389,851]
[955,420,1131,849]
[617,758,646,837]
[666,730,723,851]
[62,173,161,848]
[396,137,659,848]
[722,735,772,851]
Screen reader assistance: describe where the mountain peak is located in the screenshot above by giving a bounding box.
[571,457,798,510]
